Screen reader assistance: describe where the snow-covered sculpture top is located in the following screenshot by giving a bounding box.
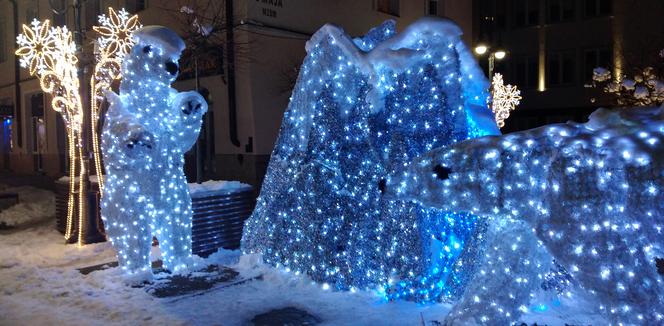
[242,17,500,303]
[385,106,664,324]
[101,26,207,278]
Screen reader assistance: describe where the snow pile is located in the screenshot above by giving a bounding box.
[0,185,55,227]
[0,218,606,325]
[385,105,664,324]
[188,180,251,196]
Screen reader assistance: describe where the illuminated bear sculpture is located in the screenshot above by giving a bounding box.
[385,106,664,324]
[101,26,207,277]
[242,18,500,302]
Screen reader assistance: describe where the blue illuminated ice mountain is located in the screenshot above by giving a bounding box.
[241,17,499,302]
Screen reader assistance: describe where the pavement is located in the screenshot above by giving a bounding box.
[0,170,57,190]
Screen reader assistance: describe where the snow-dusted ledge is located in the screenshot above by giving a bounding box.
[188,180,252,197]
[57,175,100,183]
[55,177,251,196]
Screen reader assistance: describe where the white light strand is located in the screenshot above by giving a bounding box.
[100,26,207,278]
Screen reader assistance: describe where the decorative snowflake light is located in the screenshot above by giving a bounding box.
[14,9,140,245]
[15,20,57,75]
[491,73,521,128]
[16,19,85,244]
[94,8,140,58]
[91,8,142,191]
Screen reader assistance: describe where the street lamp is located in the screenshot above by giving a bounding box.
[474,44,507,81]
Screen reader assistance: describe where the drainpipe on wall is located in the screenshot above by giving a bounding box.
[10,0,22,148]
[226,0,241,147]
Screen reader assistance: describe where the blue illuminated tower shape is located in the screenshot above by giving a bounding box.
[242,18,499,302]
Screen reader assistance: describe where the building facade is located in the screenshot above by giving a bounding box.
[474,0,664,132]
[0,0,474,189]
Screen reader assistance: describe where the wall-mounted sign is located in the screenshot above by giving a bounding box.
[256,0,285,18]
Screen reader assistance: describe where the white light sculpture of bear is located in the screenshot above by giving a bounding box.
[384,106,664,325]
[101,26,207,277]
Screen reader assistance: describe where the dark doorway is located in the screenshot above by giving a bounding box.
[1,117,11,170]
[30,93,45,172]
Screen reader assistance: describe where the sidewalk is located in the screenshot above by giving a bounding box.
[0,170,57,190]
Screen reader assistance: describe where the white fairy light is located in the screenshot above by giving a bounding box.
[100,26,207,278]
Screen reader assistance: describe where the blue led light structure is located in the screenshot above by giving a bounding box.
[242,18,499,302]
[385,106,664,324]
[101,26,208,278]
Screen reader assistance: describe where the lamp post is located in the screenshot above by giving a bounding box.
[474,44,506,81]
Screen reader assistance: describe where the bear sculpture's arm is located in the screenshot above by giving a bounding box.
[102,90,156,170]
[169,91,208,152]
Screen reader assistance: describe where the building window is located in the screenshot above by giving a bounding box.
[495,0,507,30]
[127,0,147,13]
[514,56,539,89]
[377,0,400,17]
[428,0,438,15]
[26,0,39,22]
[584,48,611,82]
[0,17,6,63]
[85,0,100,30]
[514,0,539,28]
[52,0,67,26]
[585,0,611,17]
[547,51,576,86]
[547,0,575,23]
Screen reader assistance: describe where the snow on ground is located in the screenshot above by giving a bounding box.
[0,185,55,227]
[0,185,604,325]
[188,180,252,195]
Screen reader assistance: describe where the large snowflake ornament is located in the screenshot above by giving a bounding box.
[15,19,58,75]
[94,8,141,58]
[491,73,522,128]
[15,19,81,126]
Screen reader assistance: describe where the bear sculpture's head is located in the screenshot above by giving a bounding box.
[123,26,186,85]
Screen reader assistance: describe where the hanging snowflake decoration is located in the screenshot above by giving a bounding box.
[491,73,522,128]
[15,20,58,75]
[94,8,141,58]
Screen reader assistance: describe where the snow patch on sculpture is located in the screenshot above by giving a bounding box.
[242,18,499,303]
[101,26,207,278]
[385,106,664,324]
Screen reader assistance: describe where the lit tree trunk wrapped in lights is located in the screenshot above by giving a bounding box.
[16,20,87,245]
[15,8,142,246]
